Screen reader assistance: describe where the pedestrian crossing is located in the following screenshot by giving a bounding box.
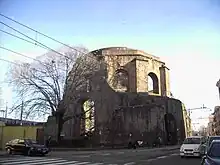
[0,156,136,165]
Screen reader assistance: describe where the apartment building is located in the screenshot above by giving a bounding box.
[213,79,220,135]
[213,106,220,135]
[207,115,214,136]
[182,104,192,137]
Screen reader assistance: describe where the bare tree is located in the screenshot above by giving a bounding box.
[8,46,99,122]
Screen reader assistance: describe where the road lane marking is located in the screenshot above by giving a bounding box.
[68,162,89,165]
[0,157,48,163]
[0,156,100,165]
[77,155,91,158]
[147,158,157,162]
[124,162,135,165]
[144,152,180,162]
[46,160,79,165]
[100,153,111,156]
[170,153,178,156]
[0,152,179,165]
[157,156,168,159]
[2,158,62,164]
[18,159,68,165]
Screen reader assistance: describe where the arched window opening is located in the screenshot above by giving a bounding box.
[147,72,159,94]
[148,75,154,92]
[114,69,129,92]
[81,99,95,135]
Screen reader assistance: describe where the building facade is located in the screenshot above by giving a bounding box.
[207,115,214,136]
[46,47,186,146]
[182,104,192,137]
[213,106,220,135]
[213,79,220,135]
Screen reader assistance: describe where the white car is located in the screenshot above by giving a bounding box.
[180,136,205,157]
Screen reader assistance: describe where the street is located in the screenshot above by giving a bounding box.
[0,147,202,165]
[143,155,200,165]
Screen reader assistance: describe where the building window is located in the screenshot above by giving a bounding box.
[147,72,159,94]
[113,69,129,92]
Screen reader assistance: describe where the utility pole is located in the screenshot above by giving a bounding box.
[64,58,69,94]
[5,102,7,120]
[20,94,24,126]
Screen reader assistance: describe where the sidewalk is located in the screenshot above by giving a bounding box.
[51,145,180,152]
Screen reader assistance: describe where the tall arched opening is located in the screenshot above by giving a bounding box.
[80,99,95,136]
[164,113,177,144]
[114,69,129,92]
[147,72,159,94]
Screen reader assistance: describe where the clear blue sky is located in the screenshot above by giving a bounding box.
[0,0,220,127]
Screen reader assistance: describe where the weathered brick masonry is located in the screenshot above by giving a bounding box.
[51,47,185,146]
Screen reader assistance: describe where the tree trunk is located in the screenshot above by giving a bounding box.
[54,111,64,143]
[58,114,64,143]
[56,100,65,143]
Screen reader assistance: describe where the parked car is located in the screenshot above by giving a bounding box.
[5,138,50,156]
[200,136,220,156]
[180,136,206,158]
[201,139,220,165]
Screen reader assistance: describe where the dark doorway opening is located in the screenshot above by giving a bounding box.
[164,113,177,145]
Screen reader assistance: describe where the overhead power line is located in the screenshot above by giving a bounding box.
[0,29,93,71]
[0,13,87,55]
[0,21,73,60]
[0,57,59,77]
[0,21,95,64]
[0,28,95,73]
[0,23,96,71]
[0,29,47,50]
[0,57,47,75]
[0,46,66,72]
[0,57,21,67]
[0,46,43,63]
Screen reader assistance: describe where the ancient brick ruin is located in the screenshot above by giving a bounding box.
[47,47,186,147]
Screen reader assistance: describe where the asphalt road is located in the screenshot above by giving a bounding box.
[143,155,201,165]
[0,147,202,165]
[49,148,202,165]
